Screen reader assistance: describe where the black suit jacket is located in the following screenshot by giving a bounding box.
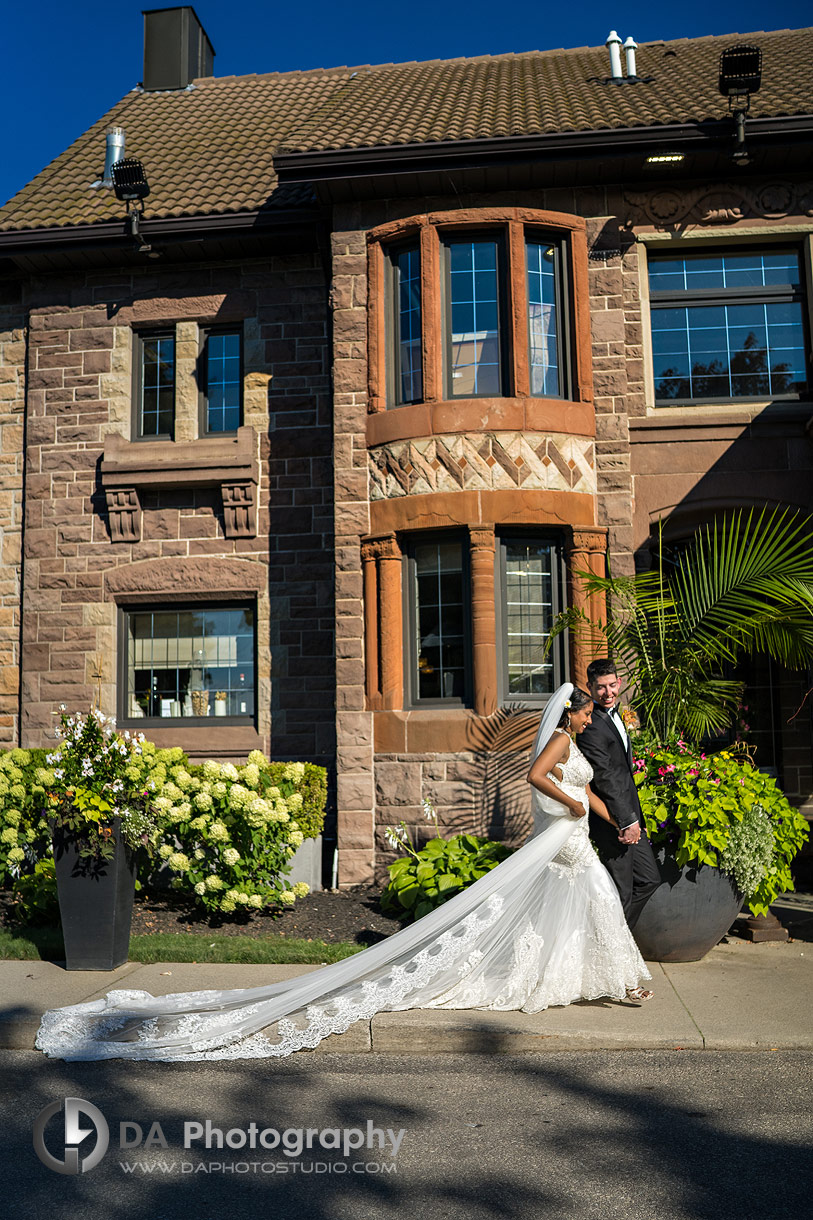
[578,706,643,835]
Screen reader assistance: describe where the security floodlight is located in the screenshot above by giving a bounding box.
[110,159,154,254]
[718,44,763,166]
[111,159,150,202]
[718,45,762,97]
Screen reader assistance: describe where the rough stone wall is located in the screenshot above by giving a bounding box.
[0,291,26,744]
[19,254,333,766]
[331,185,813,883]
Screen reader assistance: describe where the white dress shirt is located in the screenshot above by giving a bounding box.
[608,704,629,751]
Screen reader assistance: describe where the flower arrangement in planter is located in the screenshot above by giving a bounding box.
[634,740,809,917]
[380,800,511,922]
[43,707,163,860]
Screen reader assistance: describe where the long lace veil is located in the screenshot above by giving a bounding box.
[37,684,580,1061]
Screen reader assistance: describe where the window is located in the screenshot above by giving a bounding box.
[121,604,255,722]
[405,535,469,704]
[390,245,423,404]
[443,236,506,397]
[526,239,563,397]
[201,329,242,433]
[498,535,566,701]
[649,249,809,402]
[135,331,175,438]
[402,530,567,708]
[378,213,583,411]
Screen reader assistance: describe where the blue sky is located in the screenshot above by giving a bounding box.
[2,0,810,207]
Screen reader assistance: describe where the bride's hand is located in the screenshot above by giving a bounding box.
[568,801,587,818]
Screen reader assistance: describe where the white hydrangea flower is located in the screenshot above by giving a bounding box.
[205,875,225,891]
[211,781,227,800]
[194,882,206,896]
[247,893,263,909]
[242,763,260,789]
[221,762,239,782]
[227,784,249,810]
[193,791,213,811]
[202,760,222,781]
[167,852,190,872]
[288,830,304,849]
[208,821,229,842]
[292,881,310,898]
[7,847,24,863]
[219,896,236,913]
[1,827,17,845]
[278,890,296,906]
[193,848,205,860]
[247,750,268,768]
[158,844,174,859]
[222,847,241,866]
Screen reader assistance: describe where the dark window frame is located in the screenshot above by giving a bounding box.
[648,247,810,406]
[525,231,572,401]
[386,241,423,407]
[117,600,257,728]
[441,230,512,400]
[495,531,568,705]
[132,329,176,441]
[402,531,473,709]
[199,325,244,436]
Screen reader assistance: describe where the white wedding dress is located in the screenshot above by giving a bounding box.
[36,703,651,1062]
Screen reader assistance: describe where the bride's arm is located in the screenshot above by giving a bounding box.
[527,735,586,818]
[586,784,618,827]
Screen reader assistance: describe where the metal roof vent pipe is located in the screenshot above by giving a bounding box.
[103,127,125,186]
[606,30,623,79]
[624,37,638,79]
[142,6,215,91]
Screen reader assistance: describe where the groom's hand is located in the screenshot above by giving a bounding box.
[618,823,641,845]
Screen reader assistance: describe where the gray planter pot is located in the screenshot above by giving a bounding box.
[52,818,135,971]
[632,848,743,963]
[286,834,323,892]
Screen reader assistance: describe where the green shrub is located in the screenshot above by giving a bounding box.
[635,742,809,916]
[0,730,327,920]
[381,833,512,923]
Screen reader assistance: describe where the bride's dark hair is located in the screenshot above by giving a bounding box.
[556,687,592,727]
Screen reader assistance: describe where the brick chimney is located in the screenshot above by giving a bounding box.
[142,6,215,91]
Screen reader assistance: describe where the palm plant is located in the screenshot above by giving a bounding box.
[554,506,813,744]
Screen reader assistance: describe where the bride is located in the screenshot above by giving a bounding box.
[36,683,652,1061]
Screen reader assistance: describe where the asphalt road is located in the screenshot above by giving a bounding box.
[1,1050,810,1220]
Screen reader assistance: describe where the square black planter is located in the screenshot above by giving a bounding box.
[52,820,136,970]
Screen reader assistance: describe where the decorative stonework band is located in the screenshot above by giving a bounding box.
[369,432,596,500]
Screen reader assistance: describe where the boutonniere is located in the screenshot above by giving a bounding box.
[620,705,640,732]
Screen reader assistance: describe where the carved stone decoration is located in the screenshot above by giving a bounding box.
[221,482,257,538]
[369,432,596,501]
[105,487,141,544]
[100,426,259,542]
[622,181,813,231]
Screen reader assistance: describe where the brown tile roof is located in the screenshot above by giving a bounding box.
[278,28,813,153]
[2,27,811,234]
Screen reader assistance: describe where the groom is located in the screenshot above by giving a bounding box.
[578,658,662,929]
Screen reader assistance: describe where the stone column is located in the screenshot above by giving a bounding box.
[361,539,380,708]
[376,534,403,710]
[469,525,498,717]
[566,526,609,689]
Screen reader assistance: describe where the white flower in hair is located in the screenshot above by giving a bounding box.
[564,699,572,709]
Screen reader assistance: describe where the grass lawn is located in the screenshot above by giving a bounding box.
[0,926,363,965]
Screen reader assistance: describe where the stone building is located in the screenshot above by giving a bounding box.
[0,11,811,883]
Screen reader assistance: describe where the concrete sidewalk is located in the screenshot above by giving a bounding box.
[1,934,810,1056]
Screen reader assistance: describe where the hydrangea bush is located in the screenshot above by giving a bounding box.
[153,754,322,913]
[0,713,327,920]
[634,741,809,916]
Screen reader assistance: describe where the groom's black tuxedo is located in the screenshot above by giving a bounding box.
[578,705,661,928]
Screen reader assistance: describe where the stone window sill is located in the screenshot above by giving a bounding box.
[373,708,540,755]
[100,426,258,542]
[120,722,264,761]
[366,397,595,446]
